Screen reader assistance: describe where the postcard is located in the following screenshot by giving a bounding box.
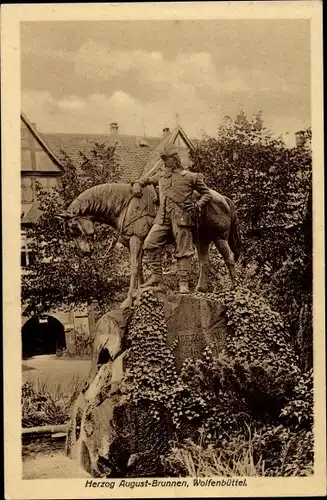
[2,1,325,498]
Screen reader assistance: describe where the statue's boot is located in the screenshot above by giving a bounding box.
[177,256,191,294]
[140,249,163,288]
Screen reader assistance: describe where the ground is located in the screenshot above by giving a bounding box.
[22,354,90,389]
[23,439,90,479]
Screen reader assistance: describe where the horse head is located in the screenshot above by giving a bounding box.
[56,212,95,256]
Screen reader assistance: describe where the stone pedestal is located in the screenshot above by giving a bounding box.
[166,293,228,370]
[66,291,228,477]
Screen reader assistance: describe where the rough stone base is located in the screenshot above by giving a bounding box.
[66,291,228,477]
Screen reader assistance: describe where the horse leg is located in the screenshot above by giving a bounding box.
[195,239,210,292]
[214,238,236,286]
[121,235,143,309]
[137,248,144,286]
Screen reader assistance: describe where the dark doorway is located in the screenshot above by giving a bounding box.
[22,316,66,359]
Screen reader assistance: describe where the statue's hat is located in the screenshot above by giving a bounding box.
[160,144,179,159]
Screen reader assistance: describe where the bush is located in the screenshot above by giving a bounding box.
[163,425,313,477]
[189,111,312,369]
[173,286,302,440]
[21,143,127,318]
[21,377,86,427]
[280,368,313,429]
[251,424,313,476]
[162,433,266,477]
[74,331,93,358]
[123,289,313,476]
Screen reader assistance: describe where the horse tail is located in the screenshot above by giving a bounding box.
[227,199,242,262]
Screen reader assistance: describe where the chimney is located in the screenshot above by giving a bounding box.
[295,130,305,147]
[32,122,37,130]
[163,127,170,138]
[110,122,119,135]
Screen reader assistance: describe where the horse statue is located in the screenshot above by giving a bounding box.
[57,183,241,308]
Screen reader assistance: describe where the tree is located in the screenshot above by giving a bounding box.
[22,143,129,318]
[190,110,312,368]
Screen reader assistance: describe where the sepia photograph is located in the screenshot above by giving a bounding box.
[2,2,325,499]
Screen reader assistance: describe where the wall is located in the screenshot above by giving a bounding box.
[21,120,61,206]
[174,134,191,168]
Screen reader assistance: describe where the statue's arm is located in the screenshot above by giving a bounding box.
[132,173,159,197]
[137,173,159,187]
[193,174,212,207]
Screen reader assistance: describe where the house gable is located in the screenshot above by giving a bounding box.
[21,113,64,223]
[21,113,63,174]
[142,126,195,177]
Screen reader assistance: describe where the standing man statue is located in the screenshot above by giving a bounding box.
[132,144,212,293]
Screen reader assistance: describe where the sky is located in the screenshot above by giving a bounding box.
[21,20,311,145]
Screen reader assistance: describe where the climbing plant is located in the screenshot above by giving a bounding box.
[122,288,313,476]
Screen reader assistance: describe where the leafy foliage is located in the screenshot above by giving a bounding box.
[280,368,313,429]
[162,433,266,477]
[56,330,93,359]
[190,110,312,369]
[22,144,129,317]
[123,290,182,421]
[173,287,302,441]
[163,425,313,477]
[123,288,313,476]
[22,377,86,427]
[191,111,311,232]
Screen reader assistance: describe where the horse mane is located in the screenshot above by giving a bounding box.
[67,183,132,218]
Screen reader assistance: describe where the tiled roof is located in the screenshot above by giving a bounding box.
[41,132,162,183]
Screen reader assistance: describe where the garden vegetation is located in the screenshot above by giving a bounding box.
[21,111,312,476]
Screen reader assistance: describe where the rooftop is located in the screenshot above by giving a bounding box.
[41,132,163,183]
[21,112,197,184]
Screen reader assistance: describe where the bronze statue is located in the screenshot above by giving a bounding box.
[57,160,241,308]
[132,144,212,293]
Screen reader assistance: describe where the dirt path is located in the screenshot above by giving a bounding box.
[23,451,91,479]
[23,438,91,479]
